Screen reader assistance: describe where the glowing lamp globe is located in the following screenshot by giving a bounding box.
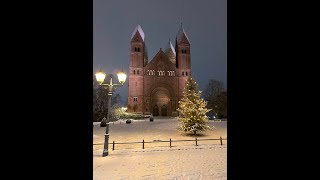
[95,70,106,85]
[117,71,127,85]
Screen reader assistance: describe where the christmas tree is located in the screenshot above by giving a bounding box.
[177,77,212,135]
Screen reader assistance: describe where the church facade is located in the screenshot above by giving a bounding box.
[127,24,192,116]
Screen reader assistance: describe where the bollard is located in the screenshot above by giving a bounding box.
[142,140,145,149]
[112,141,115,150]
[220,136,223,145]
[196,138,198,146]
[170,138,172,148]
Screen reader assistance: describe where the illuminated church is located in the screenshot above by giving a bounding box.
[127,24,192,116]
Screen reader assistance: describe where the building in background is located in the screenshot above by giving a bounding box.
[127,24,192,116]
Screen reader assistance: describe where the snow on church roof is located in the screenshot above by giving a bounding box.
[131,24,145,41]
[176,24,190,43]
[165,39,176,56]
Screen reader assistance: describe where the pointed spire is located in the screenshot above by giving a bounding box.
[131,24,145,41]
[176,22,190,43]
[164,38,176,56]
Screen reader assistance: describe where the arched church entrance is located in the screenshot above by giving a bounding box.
[153,105,159,116]
[161,105,167,116]
[150,87,171,116]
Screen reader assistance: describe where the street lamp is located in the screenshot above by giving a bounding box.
[95,68,127,157]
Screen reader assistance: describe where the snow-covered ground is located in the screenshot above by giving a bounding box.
[93,117,227,179]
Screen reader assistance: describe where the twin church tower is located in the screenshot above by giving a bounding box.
[127,24,192,116]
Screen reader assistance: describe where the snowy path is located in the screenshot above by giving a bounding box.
[93,118,227,179]
[93,145,226,180]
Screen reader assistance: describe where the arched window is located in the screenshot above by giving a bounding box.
[186,72,188,76]
[133,70,135,74]
[137,70,139,75]
[168,71,170,76]
[138,47,140,52]
[182,72,184,76]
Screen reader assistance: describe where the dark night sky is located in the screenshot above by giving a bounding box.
[93,0,227,103]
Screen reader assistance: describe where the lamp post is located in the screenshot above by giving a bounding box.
[95,69,127,157]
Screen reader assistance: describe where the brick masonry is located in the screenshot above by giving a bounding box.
[127,26,192,116]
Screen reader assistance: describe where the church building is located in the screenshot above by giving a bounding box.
[127,24,192,116]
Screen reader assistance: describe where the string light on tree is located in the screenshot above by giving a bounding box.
[177,77,213,135]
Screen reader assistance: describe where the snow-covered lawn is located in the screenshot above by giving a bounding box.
[93,117,227,179]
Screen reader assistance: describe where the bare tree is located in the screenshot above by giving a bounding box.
[203,79,224,106]
[93,86,109,121]
[111,94,122,106]
[203,79,227,118]
[93,76,99,111]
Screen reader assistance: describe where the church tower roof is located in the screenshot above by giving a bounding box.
[164,39,176,56]
[131,24,145,42]
[176,23,190,44]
